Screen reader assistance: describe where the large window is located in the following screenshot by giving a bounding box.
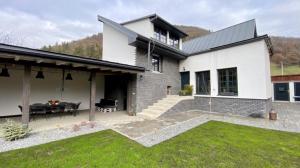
[218,67,238,96]
[196,71,210,95]
[169,34,179,48]
[152,55,161,72]
[154,27,167,43]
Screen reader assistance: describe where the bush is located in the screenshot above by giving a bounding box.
[1,119,31,141]
[179,85,193,96]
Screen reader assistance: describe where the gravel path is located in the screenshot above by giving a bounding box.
[0,122,107,153]
[1,108,299,152]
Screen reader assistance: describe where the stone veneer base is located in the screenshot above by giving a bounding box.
[163,96,272,118]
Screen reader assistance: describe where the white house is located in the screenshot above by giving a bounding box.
[0,13,273,126]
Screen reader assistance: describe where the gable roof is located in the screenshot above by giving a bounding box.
[182,19,257,55]
[98,15,138,44]
[121,14,188,38]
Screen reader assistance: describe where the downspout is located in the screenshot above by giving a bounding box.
[147,41,151,70]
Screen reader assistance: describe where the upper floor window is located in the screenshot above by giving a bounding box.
[152,55,161,72]
[154,27,167,43]
[218,67,238,96]
[196,71,210,95]
[169,34,179,48]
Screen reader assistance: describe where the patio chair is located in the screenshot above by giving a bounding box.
[95,99,118,113]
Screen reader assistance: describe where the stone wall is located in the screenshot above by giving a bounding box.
[163,96,272,118]
[135,49,181,113]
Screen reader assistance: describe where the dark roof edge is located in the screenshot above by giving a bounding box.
[120,13,156,25]
[150,15,188,37]
[188,35,273,56]
[0,43,145,71]
[135,35,187,59]
[121,13,188,37]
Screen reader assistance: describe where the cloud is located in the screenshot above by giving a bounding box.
[0,0,299,48]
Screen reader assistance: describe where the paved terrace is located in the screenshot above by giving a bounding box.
[1,102,299,152]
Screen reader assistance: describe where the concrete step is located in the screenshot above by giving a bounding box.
[138,95,195,119]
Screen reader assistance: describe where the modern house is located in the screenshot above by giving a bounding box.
[0,14,273,126]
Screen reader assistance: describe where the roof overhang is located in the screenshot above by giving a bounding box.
[150,15,188,38]
[120,14,188,38]
[0,43,145,74]
[131,35,187,60]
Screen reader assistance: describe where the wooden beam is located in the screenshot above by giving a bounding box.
[21,65,31,126]
[56,61,68,66]
[14,56,20,61]
[89,71,96,121]
[87,65,99,69]
[36,59,43,63]
[72,63,86,68]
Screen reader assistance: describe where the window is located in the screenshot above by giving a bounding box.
[152,55,160,72]
[169,34,179,48]
[218,68,238,96]
[196,71,210,95]
[154,27,167,43]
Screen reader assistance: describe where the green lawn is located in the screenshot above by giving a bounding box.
[271,63,300,76]
[1,121,299,168]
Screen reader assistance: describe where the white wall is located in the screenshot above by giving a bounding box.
[123,18,154,38]
[180,40,272,99]
[0,66,105,117]
[102,24,136,65]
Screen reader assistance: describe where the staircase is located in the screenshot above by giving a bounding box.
[138,95,194,119]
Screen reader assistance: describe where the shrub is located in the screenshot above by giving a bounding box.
[179,85,193,96]
[1,119,31,141]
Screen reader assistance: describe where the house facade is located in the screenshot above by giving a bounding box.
[98,14,273,117]
[0,14,273,126]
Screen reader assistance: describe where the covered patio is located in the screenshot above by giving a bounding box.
[0,43,144,127]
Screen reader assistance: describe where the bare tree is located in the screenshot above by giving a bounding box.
[0,31,26,46]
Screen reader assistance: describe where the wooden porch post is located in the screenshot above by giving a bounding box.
[22,65,31,126]
[89,71,96,121]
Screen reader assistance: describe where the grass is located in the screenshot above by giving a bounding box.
[0,121,299,168]
[271,63,300,76]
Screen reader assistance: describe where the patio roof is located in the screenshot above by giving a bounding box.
[0,43,145,73]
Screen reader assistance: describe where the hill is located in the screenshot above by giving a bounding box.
[41,33,103,59]
[41,25,300,76]
[41,25,210,59]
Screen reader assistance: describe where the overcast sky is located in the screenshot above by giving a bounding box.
[0,0,299,48]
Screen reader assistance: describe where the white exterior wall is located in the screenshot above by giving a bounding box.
[0,66,104,117]
[180,40,272,99]
[123,18,154,38]
[102,24,136,65]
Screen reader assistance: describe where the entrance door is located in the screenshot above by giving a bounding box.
[295,82,300,101]
[180,72,190,89]
[274,83,290,101]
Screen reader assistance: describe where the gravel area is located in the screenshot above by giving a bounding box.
[0,122,107,153]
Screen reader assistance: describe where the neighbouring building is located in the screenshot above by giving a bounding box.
[272,75,300,102]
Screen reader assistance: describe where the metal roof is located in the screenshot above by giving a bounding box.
[182,19,257,55]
